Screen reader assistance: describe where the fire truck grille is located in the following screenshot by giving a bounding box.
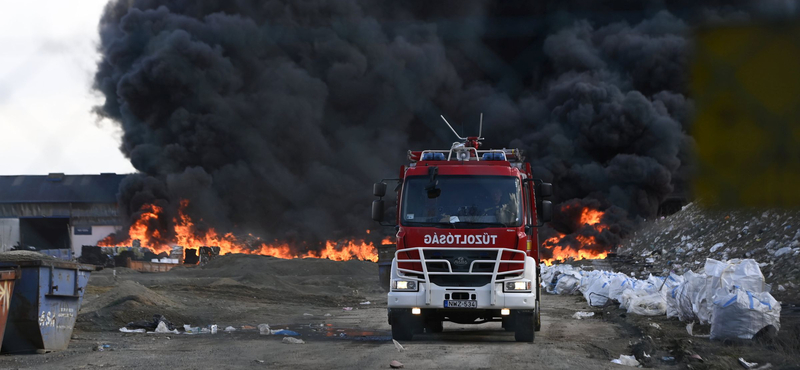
[422,249,497,273]
[429,275,492,287]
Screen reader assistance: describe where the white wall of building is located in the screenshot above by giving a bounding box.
[0,218,20,252]
[71,225,120,257]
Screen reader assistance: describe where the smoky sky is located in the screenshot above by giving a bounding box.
[93,0,794,251]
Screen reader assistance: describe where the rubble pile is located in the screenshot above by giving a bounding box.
[542,258,782,341]
[614,203,800,302]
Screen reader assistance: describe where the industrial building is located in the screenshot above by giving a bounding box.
[0,173,126,257]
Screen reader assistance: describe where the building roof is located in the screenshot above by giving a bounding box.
[0,174,127,204]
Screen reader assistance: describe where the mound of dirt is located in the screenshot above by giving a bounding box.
[183,254,377,277]
[77,280,194,332]
[0,250,58,262]
[170,254,382,295]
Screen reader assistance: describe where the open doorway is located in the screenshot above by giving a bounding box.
[19,217,70,250]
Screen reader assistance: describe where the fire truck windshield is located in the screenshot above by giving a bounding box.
[401,175,522,227]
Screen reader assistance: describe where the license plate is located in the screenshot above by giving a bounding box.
[444,300,477,308]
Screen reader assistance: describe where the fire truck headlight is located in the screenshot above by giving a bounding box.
[392,280,418,291]
[504,280,531,292]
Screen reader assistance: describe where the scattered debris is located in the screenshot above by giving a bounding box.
[572,311,595,319]
[359,301,371,305]
[610,354,640,366]
[739,358,759,369]
[390,360,404,369]
[281,337,305,344]
[342,307,353,311]
[273,330,299,336]
[211,324,218,334]
[648,323,661,330]
[258,324,271,335]
[392,339,406,352]
[254,360,264,363]
[224,326,236,332]
[93,344,111,352]
[690,354,704,362]
[154,321,179,334]
[303,313,313,316]
[118,328,145,333]
[125,314,176,332]
[324,313,332,317]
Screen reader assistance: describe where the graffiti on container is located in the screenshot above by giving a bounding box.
[0,281,10,315]
[39,305,76,330]
[39,311,56,327]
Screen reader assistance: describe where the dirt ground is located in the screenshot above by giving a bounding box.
[1,254,795,369]
[0,255,638,370]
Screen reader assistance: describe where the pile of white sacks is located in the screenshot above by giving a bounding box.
[541,258,781,340]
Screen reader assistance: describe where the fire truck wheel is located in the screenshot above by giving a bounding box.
[501,316,515,332]
[425,320,443,333]
[535,302,541,332]
[514,313,535,343]
[391,314,414,341]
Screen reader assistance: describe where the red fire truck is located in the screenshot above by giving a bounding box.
[372,117,552,342]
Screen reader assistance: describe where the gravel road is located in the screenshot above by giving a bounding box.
[0,292,633,369]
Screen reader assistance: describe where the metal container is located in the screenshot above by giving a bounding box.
[126,257,179,272]
[0,260,93,354]
[0,269,17,349]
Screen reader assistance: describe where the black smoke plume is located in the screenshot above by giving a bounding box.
[93,0,795,254]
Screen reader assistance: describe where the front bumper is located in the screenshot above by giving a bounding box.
[387,247,537,310]
[388,282,535,309]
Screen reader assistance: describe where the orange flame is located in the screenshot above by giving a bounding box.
[541,207,609,266]
[100,200,378,262]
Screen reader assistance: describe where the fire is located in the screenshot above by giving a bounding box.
[100,200,379,262]
[541,207,610,266]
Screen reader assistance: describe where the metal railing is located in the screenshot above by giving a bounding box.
[394,247,527,306]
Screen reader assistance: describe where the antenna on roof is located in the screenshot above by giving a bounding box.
[440,115,465,140]
[478,113,483,138]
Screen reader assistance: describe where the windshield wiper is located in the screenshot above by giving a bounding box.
[450,221,507,229]
[406,221,453,228]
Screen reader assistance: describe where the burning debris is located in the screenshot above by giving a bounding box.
[99,200,380,262]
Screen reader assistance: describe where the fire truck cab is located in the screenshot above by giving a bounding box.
[372,127,553,343]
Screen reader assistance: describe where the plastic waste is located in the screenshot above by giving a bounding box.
[273,329,300,336]
[610,355,640,366]
[710,288,781,340]
[581,271,612,306]
[572,311,595,319]
[224,326,236,332]
[627,293,667,316]
[258,324,271,335]
[119,328,146,333]
[211,324,218,334]
[281,337,305,344]
[154,321,179,334]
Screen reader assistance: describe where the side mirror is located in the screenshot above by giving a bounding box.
[539,200,553,223]
[372,200,385,222]
[373,182,387,197]
[538,182,553,198]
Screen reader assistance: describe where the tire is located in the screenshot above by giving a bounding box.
[535,270,542,332]
[514,313,535,343]
[391,312,414,341]
[502,317,515,332]
[425,320,444,333]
